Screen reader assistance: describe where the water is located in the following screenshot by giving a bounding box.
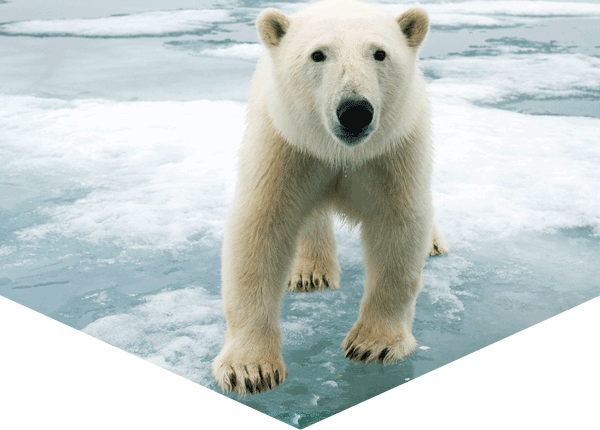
[1,0,599,428]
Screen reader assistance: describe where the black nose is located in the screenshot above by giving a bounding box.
[336,99,374,132]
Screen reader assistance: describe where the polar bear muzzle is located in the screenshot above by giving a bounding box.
[334,98,374,145]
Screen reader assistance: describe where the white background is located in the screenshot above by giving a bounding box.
[1,294,598,429]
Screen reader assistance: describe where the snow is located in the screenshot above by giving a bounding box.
[2,92,597,254]
[0,10,230,37]
[425,53,600,103]
[1,97,242,250]
[2,87,595,388]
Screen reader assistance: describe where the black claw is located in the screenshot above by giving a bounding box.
[229,373,237,389]
[361,350,372,361]
[345,346,355,359]
[255,383,261,394]
[323,277,330,288]
[274,369,280,385]
[351,348,361,360]
[258,366,265,388]
[245,378,253,394]
[265,373,272,390]
[348,347,356,359]
[378,348,389,362]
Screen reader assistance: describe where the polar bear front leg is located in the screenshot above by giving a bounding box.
[212,142,330,395]
[342,216,430,364]
[212,197,302,395]
[212,181,310,395]
[288,206,341,293]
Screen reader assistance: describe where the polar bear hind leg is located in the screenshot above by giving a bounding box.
[429,217,451,256]
[288,205,342,292]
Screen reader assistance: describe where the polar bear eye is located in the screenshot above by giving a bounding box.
[374,50,386,61]
[311,51,326,62]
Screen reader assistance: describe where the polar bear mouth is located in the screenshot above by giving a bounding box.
[333,98,375,146]
[335,125,373,145]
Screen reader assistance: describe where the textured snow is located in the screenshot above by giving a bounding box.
[199,44,263,61]
[1,97,242,250]
[3,90,594,386]
[82,286,224,384]
[0,9,230,37]
[425,54,600,103]
[2,91,597,255]
[4,1,600,39]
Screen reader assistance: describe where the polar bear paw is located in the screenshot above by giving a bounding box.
[212,357,288,396]
[287,254,341,293]
[429,234,451,256]
[341,321,417,365]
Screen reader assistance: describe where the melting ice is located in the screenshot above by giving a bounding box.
[1,0,599,428]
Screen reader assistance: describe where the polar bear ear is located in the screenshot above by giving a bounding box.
[397,8,429,49]
[257,8,291,48]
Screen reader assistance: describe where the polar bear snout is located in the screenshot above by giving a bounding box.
[336,99,374,129]
[334,98,375,145]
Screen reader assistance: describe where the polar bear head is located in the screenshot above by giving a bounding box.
[255,0,430,165]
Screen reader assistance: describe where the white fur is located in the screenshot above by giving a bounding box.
[260,0,427,167]
[212,0,449,396]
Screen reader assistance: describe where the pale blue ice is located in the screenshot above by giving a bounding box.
[1,0,599,427]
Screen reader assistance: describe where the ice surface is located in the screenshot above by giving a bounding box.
[2,94,597,253]
[1,0,600,427]
[0,9,230,37]
[427,13,534,28]
[280,1,600,28]
[425,54,600,103]
[409,1,600,17]
[4,90,592,404]
[1,96,242,250]
[199,43,263,61]
[431,100,600,243]
[82,286,224,384]
[6,1,598,40]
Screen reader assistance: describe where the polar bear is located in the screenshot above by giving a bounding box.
[212,0,449,395]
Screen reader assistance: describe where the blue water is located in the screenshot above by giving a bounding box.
[1,1,599,428]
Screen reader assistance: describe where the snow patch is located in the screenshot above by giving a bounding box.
[1,96,242,250]
[200,44,263,61]
[425,54,600,104]
[0,10,230,37]
[82,286,224,386]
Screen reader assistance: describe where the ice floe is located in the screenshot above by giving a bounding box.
[0,9,230,37]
